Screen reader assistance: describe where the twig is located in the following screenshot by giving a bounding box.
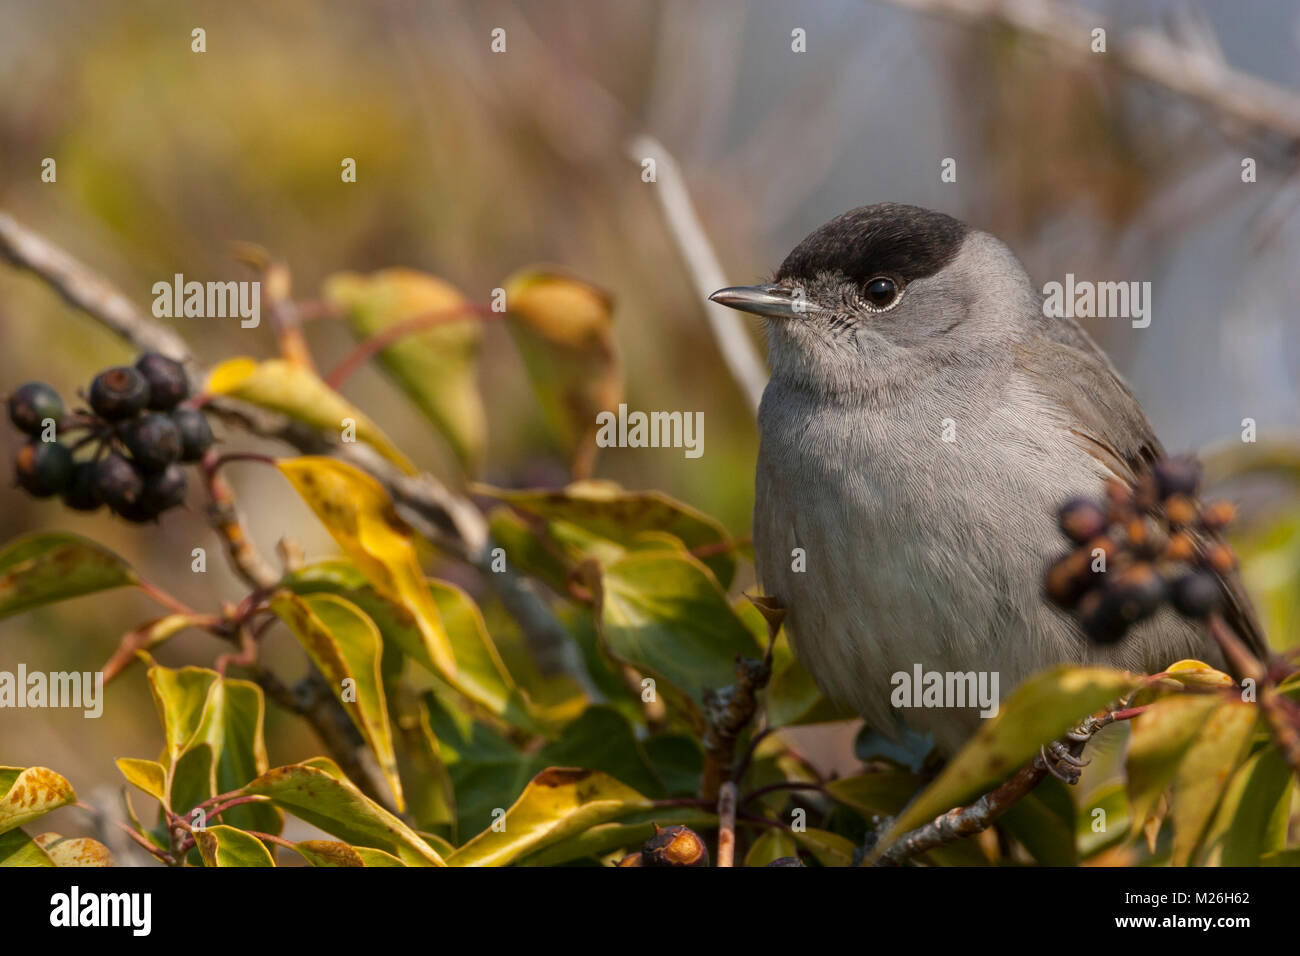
[878,0,1300,144]
[628,134,767,415]
[700,655,772,802]
[200,450,280,590]
[716,781,738,868]
[324,303,495,389]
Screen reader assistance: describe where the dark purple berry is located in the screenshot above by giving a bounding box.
[1109,564,1166,626]
[89,367,151,420]
[1057,498,1108,544]
[14,440,73,497]
[1077,589,1128,645]
[7,383,64,435]
[135,353,190,410]
[171,407,214,462]
[61,462,102,511]
[766,857,804,867]
[1152,456,1201,500]
[1170,572,1223,620]
[119,413,181,472]
[93,453,145,514]
[141,463,188,513]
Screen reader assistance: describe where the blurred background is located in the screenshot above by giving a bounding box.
[1,0,1298,839]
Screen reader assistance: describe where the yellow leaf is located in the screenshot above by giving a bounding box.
[34,833,114,867]
[0,767,77,835]
[206,357,416,474]
[1164,659,1236,689]
[276,457,456,678]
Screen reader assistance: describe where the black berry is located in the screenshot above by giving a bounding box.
[7,383,64,435]
[120,413,181,472]
[93,453,145,515]
[89,367,151,420]
[140,464,188,514]
[1077,589,1128,645]
[135,353,190,410]
[1057,498,1108,545]
[641,824,709,867]
[14,441,73,497]
[1152,456,1202,499]
[171,407,214,462]
[1170,572,1223,620]
[1108,564,1166,626]
[61,462,102,511]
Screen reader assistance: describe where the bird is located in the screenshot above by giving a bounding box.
[710,203,1265,756]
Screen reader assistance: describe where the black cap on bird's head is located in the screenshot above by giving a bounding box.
[710,203,970,319]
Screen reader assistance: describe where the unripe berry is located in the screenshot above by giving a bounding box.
[62,462,102,511]
[14,440,73,497]
[641,824,709,867]
[171,407,214,462]
[7,382,64,435]
[120,413,181,472]
[93,453,145,515]
[90,367,151,420]
[135,353,190,410]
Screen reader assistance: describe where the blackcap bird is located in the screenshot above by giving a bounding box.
[711,203,1264,754]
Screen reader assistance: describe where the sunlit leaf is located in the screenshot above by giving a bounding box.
[292,840,364,867]
[207,357,415,474]
[243,763,443,866]
[115,758,168,805]
[0,533,136,620]
[503,269,619,478]
[745,829,799,867]
[0,828,55,866]
[0,767,77,836]
[448,767,652,867]
[34,833,114,867]
[1125,694,1221,838]
[195,825,275,867]
[1170,701,1258,866]
[1201,744,1295,866]
[270,591,402,811]
[518,807,716,867]
[324,268,485,471]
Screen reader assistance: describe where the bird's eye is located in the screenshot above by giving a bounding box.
[863,276,901,312]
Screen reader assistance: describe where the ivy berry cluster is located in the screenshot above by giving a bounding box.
[1045,456,1238,644]
[8,353,215,522]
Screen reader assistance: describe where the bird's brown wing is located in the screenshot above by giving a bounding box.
[1015,327,1270,663]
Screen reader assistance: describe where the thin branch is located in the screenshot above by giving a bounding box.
[628,134,767,415]
[324,303,495,389]
[716,781,738,868]
[700,655,772,802]
[200,450,281,590]
[879,0,1300,144]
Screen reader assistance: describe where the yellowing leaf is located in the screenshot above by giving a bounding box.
[206,357,415,474]
[276,457,455,678]
[292,839,364,867]
[0,828,56,866]
[1170,701,1258,866]
[448,768,652,867]
[0,767,76,835]
[115,758,168,804]
[195,825,275,867]
[0,533,137,620]
[1164,659,1235,689]
[324,268,485,471]
[34,833,114,867]
[1125,694,1221,837]
[270,591,402,811]
[503,270,619,478]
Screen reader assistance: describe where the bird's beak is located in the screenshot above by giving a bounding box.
[709,283,813,319]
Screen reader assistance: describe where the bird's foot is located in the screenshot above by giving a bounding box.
[1039,739,1090,785]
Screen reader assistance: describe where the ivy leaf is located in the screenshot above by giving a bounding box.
[596,550,762,725]
[1125,694,1221,838]
[0,767,77,836]
[207,357,416,474]
[447,768,652,867]
[1170,701,1258,866]
[270,591,402,811]
[34,833,114,867]
[115,758,168,805]
[0,533,136,620]
[874,666,1137,856]
[503,269,619,479]
[790,828,857,867]
[1200,745,1296,865]
[243,763,444,866]
[324,268,485,472]
[195,825,275,867]
[745,829,800,867]
[277,457,456,679]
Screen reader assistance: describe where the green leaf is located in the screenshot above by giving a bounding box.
[517,807,717,867]
[875,665,1137,855]
[0,533,136,620]
[790,828,857,867]
[270,591,402,811]
[745,829,800,867]
[1200,744,1296,865]
[825,772,927,819]
[207,358,416,474]
[766,656,849,727]
[1077,781,1131,859]
[447,767,653,867]
[195,825,275,867]
[597,550,761,722]
[0,828,55,866]
[1125,694,1222,838]
[479,481,737,588]
[292,840,365,867]
[353,846,408,867]
[324,268,486,471]
[1170,701,1259,866]
[243,763,444,866]
[34,833,114,867]
[536,706,665,798]
[0,767,77,835]
[999,777,1077,866]
[502,270,619,478]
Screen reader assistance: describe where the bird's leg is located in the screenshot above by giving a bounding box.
[1037,712,1110,784]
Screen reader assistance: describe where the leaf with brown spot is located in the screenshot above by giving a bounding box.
[448,767,652,867]
[0,533,137,620]
[292,840,365,867]
[34,833,114,867]
[0,767,76,836]
[1170,700,1258,866]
